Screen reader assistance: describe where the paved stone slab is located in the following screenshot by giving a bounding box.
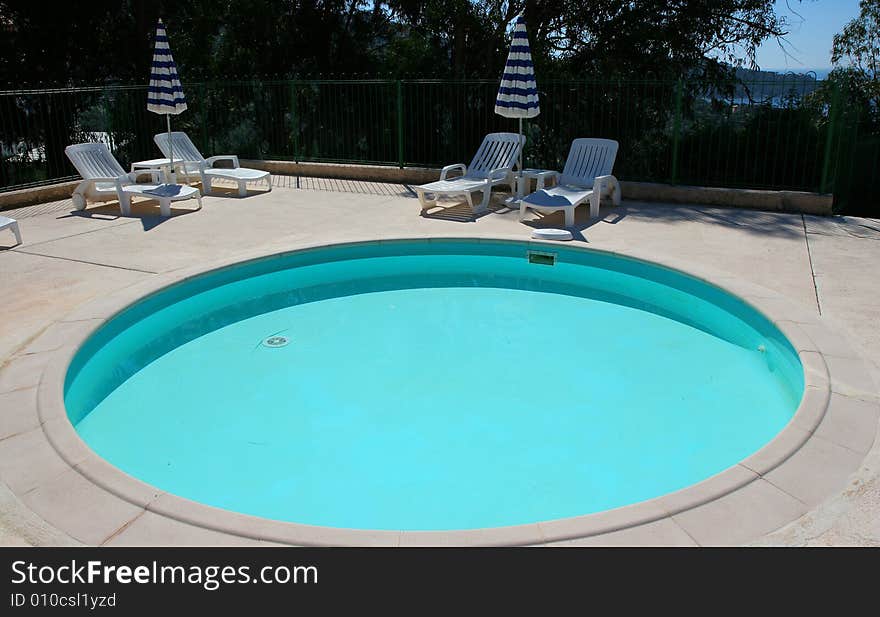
[804,220,880,368]
[814,394,880,455]
[0,427,75,494]
[0,352,53,394]
[825,355,878,401]
[0,483,81,547]
[16,189,398,274]
[20,467,144,546]
[0,205,137,247]
[764,434,865,507]
[0,251,152,360]
[0,387,39,440]
[797,320,864,360]
[21,319,104,356]
[671,479,808,546]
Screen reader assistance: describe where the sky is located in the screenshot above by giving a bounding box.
[755,0,862,71]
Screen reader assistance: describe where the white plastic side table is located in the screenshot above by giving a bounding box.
[516,169,559,197]
[131,158,176,184]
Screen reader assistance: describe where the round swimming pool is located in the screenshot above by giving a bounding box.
[64,240,804,531]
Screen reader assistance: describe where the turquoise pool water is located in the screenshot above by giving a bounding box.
[65,240,804,531]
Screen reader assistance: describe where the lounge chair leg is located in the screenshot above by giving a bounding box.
[119,194,132,216]
[416,189,430,213]
[196,194,203,210]
[72,192,87,211]
[465,192,476,214]
[159,197,171,217]
[10,221,21,245]
[238,181,248,197]
[266,175,273,192]
[590,193,600,218]
[519,201,528,221]
[564,207,574,227]
[477,188,491,213]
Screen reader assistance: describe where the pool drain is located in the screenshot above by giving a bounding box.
[263,335,290,348]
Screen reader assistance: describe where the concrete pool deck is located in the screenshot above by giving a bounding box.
[0,178,878,546]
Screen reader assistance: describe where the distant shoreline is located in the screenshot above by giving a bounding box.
[761,68,833,79]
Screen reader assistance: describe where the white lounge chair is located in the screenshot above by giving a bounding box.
[64,143,202,216]
[0,215,21,245]
[414,132,524,215]
[519,138,621,227]
[154,132,272,197]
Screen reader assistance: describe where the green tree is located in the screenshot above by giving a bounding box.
[379,0,793,80]
[816,0,880,214]
[833,0,880,78]
[0,0,810,195]
[0,0,798,85]
[831,0,880,110]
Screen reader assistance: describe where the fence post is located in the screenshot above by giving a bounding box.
[200,83,209,153]
[396,80,405,168]
[103,93,113,154]
[670,77,683,185]
[290,79,299,162]
[820,82,840,194]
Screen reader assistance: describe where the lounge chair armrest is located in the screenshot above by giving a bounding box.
[594,174,621,205]
[487,167,511,182]
[206,155,240,168]
[85,175,127,185]
[440,163,467,180]
[594,174,620,193]
[173,160,207,174]
[114,173,137,191]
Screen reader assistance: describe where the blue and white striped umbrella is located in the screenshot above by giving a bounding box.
[495,15,538,195]
[147,18,187,175]
[494,15,540,119]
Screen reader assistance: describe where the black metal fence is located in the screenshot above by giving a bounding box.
[1,77,877,213]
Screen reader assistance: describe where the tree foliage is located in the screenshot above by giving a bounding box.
[0,0,796,86]
[833,0,880,79]
[830,0,880,114]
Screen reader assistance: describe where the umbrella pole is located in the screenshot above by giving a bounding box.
[166,114,174,184]
[518,117,523,198]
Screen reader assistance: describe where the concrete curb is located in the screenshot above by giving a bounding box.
[620,181,833,215]
[0,181,80,211]
[2,163,833,216]
[242,160,834,215]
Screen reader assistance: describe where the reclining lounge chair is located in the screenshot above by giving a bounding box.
[519,138,620,227]
[154,132,272,197]
[64,142,202,216]
[414,132,524,216]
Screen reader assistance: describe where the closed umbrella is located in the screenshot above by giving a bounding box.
[147,18,187,182]
[494,14,540,196]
